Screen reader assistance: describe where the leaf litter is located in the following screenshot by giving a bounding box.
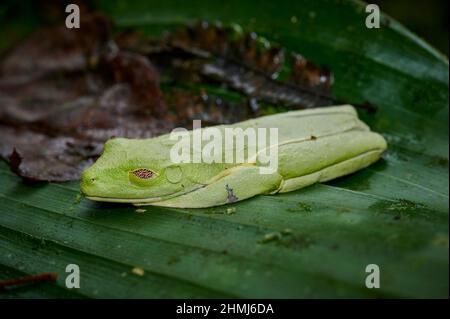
[0,9,375,182]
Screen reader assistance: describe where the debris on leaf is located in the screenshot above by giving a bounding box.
[259,230,314,250]
[0,272,58,290]
[287,202,313,213]
[131,267,145,276]
[260,232,282,243]
[226,207,236,215]
[370,199,434,220]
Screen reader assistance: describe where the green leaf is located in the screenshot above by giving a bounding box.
[0,0,448,298]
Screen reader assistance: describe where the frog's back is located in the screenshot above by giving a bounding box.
[237,104,368,143]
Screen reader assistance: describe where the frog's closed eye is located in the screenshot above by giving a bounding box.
[129,168,158,186]
[132,168,156,179]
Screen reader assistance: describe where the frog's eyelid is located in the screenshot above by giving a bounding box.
[132,168,158,179]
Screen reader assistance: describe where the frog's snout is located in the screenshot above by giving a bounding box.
[80,168,99,196]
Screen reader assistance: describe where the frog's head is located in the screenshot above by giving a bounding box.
[80,137,200,204]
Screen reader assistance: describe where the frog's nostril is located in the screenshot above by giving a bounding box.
[89,176,100,185]
[81,170,98,186]
[81,171,99,196]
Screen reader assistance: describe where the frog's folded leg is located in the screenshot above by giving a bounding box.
[274,130,387,193]
[137,165,283,208]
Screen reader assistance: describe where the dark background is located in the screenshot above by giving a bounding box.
[1,1,449,56]
[373,0,449,55]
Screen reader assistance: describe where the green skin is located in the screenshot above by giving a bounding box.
[81,105,387,208]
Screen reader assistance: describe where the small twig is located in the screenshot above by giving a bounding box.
[0,272,58,290]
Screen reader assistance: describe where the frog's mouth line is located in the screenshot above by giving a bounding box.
[85,184,206,204]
